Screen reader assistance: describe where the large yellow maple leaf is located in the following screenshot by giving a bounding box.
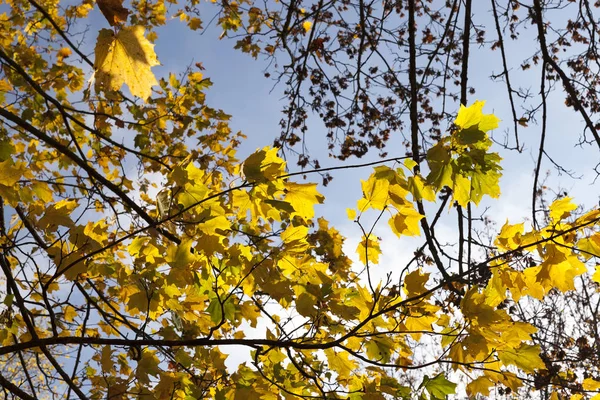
[94,26,159,101]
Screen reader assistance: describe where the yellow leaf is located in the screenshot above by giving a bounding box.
[57,47,72,60]
[357,175,389,211]
[407,175,436,202]
[296,292,317,317]
[466,376,494,397]
[497,344,545,373]
[303,20,312,33]
[583,378,600,391]
[135,350,161,385]
[94,26,159,101]
[495,221,525,251]
[404,269,429,298]
[452,173,471,207]
[324,349,356,381]
[166,239,198,270]
[578,234,600,260]
[0,159,24,186]
[483,269,507,307]
[357,236,381,265]
[346,208,356,220]
[242,147,286,183]
[284,182,324,219]
[63,305,77,323]
[536,246,586,292]
[461,288,503,326]
[100,346,114,374]
[281,224,308,243]
[404,303,439,340]
[197,215,230,235]
[365,336,394,363]
[549,196,577,222]
[281,225,309,253]
[388,206,423,237]
[403,158,417,170]
[38,199,78,229]
[454,100,499,132]
[593,266,600,284]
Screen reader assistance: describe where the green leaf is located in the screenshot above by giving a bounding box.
[3,294,14,307]
[456,126,486,145]
[423,373,457,399]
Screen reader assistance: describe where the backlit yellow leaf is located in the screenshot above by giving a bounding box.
[549,196,577,222]
[357,236,381,265]
[284,182,324,219]
[303,20,312,32]
[454,100,499,132]
[324,349,356,381]
[497,344,545,373]
[346,208,356,220]
[583,378,600,391]
[100,346,114,374]
[466,376,494,397]
[94,26,159,101]
[389,206,422,237]
[593,266,600,284]
[0,159,25,186]
[243,147,286,183]
[358,175,389,211]
[404,269,429,298]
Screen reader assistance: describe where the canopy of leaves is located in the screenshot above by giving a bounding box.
[0,0,599,400]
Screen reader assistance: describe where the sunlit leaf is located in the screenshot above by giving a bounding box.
[94,26,159,100]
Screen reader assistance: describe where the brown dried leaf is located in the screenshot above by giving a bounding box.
[97,0,130,26]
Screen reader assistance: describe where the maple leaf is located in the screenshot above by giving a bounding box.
[403,269,429,298]
[357,236,381,265]
[454,100,500,132]
[548,196,577,222]
[97,0,130,26]
[365,336,395,363]
[357,174,389,211]
[497,344,545,373]
[94,26,159,101]
[466,376,494,397]
[324,349,357,381]
[284,182,324,219]
[243,147,286,183]
[388,206,423,237]
[0,159,25,186]
[100,346,115,374]
[135,350,161,385]
[407,175,436,202]
[421,374,457,400]
[296,292,318,317]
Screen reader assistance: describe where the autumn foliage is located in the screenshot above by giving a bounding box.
[1,0,600,399]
